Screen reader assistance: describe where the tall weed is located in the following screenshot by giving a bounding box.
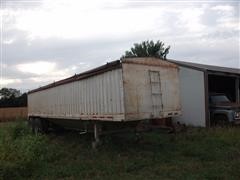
[0,122,48,179]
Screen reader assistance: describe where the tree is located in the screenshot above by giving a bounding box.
[122,40,170,59]
[0,88,27,107]
[0,88,21,99]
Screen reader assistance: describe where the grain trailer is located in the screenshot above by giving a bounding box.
[28,57,181,144]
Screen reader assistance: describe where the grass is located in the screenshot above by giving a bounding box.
[0,121,240,180]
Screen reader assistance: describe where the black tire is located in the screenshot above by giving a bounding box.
[212,114,228,127]
[41,119,49,133]
[32,118,42,134]
[51,123,65,134]
[29,117,36,133]
[31,118,49,134]
[28,117,33,128]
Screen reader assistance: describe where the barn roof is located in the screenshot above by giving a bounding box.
[168,59,240,75]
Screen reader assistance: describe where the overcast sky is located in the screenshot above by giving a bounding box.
[0,0,239,92]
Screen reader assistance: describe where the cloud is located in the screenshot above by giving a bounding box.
[3,39,15,44]
[12,60,94,89]
[1,1,239,91]
[176,7,206,32]
[29,76,61,83]
[1,0,43,10]
[211,5,234,12]
[0,78,22,86]
[14,4,157,40]
[16,61,56,75]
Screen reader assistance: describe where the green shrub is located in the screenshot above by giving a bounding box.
[8,121,31,140]
[0,122,49,179]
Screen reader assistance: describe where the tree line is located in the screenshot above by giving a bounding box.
[0,88,27,108]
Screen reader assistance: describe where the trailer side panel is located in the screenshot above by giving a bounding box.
[28,68,125,121]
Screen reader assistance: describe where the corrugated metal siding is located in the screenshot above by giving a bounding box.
[28,58,182,123]
[28,68,125,121]
[122,60,181,121]
[172,67,206,127]
[160,67,181,112]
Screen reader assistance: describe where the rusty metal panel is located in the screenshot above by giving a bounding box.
[149,71,163,117]
[122,57,178,68]
[122,58,181,121]
[28,68,125,121]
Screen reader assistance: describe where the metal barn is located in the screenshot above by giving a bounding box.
[168,59,240,127]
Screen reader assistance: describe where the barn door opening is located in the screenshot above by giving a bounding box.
[149,71,163,117]
[208,75,237,102]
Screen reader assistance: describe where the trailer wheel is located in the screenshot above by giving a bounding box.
[41,119,49,133]
[31,118,49,134]
[28,117,33,128]
[31,118,42,134]
[29,117,35,133]
[52,123,65,133]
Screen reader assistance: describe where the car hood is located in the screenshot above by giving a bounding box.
[210,102,240,109]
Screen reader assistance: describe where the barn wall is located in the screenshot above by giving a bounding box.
[173,67,206,127]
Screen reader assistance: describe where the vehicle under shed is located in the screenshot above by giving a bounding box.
[168,59,240,127]
[208,74,238,102]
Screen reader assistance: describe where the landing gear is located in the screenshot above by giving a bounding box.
[92,122,102,149]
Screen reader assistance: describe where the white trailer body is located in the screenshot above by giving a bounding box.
[28,58,181,123]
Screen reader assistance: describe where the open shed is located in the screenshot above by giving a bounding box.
[168,59,240,127]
